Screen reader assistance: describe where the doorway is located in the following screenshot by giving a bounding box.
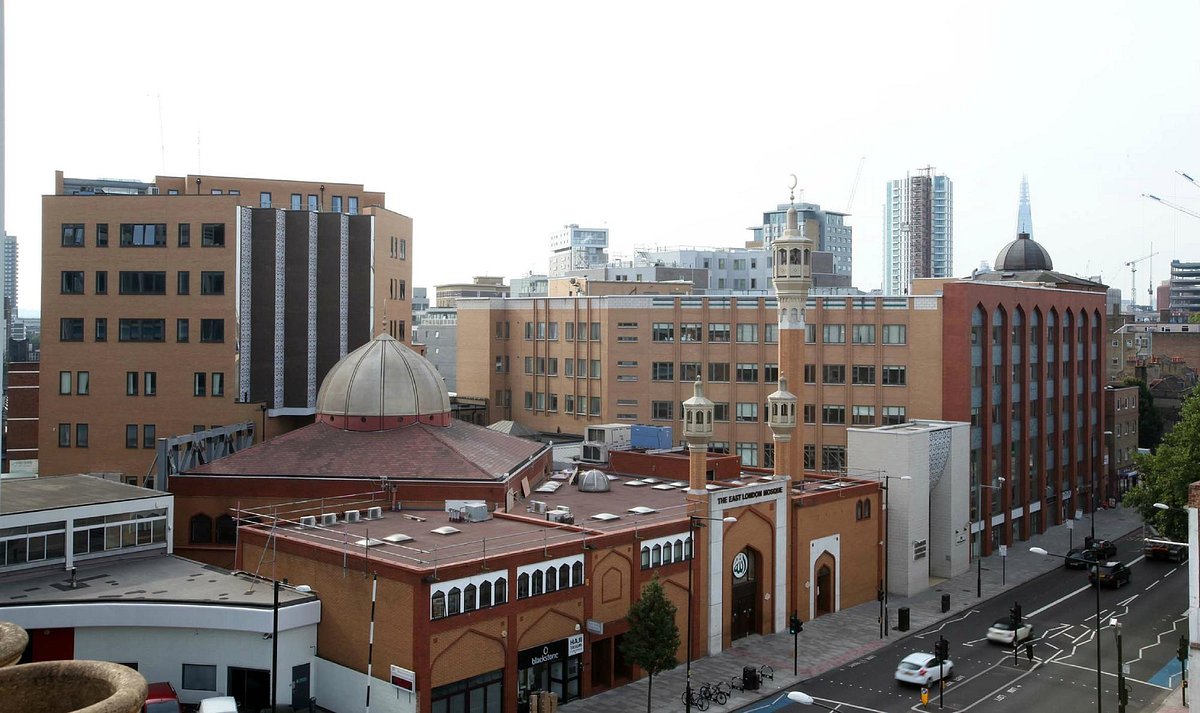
[729,546,761,641]
[227,667,270,711]
[291,663,311,711]
[590,638,612,691]
[816,565,833,615]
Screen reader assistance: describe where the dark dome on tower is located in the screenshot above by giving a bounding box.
[994,232,1054,271]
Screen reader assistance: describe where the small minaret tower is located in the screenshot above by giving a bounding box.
[682,376,715,494]
[767,376,798,479]
[771,177,814,481]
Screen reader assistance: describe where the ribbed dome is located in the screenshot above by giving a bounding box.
[316,334,452,431]
[995,232,1053,271]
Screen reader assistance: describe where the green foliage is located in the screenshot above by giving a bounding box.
[1188,313,1200,324]
[1124,389,1200,541]
[620,575,680,711]
[1123,377,1164,450]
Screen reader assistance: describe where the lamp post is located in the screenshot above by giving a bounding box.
[786,691,839,711]
[976,477,1006,598]
[686,515,736,713]
[874,474,912,638]
[1111,618,1128,713]
[1032,546,1102,713]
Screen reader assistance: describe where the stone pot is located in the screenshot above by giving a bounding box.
[0,660,147,713]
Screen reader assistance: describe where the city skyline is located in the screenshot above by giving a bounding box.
[3,1,1199,313]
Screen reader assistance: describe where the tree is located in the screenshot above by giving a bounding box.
[620,576,680,713]
[1188,312,1200,325]
[1123,377,1164,450]
[1124,389,1200,541]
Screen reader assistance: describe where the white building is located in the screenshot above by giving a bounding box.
[883,172,954,296]
[548,224,608,277]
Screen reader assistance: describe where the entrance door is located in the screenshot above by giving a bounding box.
[816,565,833,615]
[227,667,270,711]
[291,663,311,711]
[590,639,612,690]
[731,585,758,640]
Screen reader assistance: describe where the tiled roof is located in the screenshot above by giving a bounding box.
[184,420,545,481]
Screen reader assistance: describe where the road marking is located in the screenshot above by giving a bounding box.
[1146,579,1160,591]
[1117,594,1140,607]
[1045,659,1170,689]
[912,657,1046,712]
[1026,584,1091,618]
[1127,615,1188,666]
[914,608,979,638]
[742,692,886,713]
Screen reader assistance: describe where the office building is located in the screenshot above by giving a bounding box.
[548,225,608,277]
[510,273,548,298]
[883,169,954,295]
[416,308,458,392]
[1167,260,1200,317]
[752,202,853,279]
[3,232,16,318]
[434,276,508,308]
[39,171,412,479]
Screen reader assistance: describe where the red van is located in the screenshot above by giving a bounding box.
[144,682,182,713]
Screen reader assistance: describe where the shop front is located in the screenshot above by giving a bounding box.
[517,634,584,711]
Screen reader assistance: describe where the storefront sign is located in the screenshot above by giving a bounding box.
[568,634,584,656]
[390,665,416,692]
[714,483,786,508]
[520,636,583,669]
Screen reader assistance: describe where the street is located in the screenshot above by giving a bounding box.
[738,533,1188,713]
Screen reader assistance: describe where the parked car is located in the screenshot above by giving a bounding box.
[987,618,1035,645]
[1088,539,1118,559]
[1144,539,1188,563]
[895,652,954,687]
[143,682,182,713]
[1064,548,1099,569]
[1089,561,1132,588]
[197,697,239,713]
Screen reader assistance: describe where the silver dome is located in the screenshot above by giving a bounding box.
[577,469,611,493]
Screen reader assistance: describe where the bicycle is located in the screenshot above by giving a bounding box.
[682,685,711,710]
[699,680,729,706]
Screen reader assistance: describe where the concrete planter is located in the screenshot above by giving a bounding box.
[0,660,147,713]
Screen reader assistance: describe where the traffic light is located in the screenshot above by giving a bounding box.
[790,612,803,635]
[1010,602,1023,629]
[935,636,949,660]
[1180,635,1189,663]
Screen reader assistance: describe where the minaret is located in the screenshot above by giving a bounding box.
[1016,174,1033,238]
[771,180,814,481]
[682,377,714,494]
[767,376,797,478]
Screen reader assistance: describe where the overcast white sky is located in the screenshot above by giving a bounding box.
[5,1,1199,315]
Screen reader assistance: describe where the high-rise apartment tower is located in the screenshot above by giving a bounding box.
[883,169,953,295]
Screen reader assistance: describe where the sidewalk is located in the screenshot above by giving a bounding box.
[564,505,1149,713]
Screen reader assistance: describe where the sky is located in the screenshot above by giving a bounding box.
[4,1,1200,315]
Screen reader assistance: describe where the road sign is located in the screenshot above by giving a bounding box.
[999,545,1008,557]
[1067,519,1074,530]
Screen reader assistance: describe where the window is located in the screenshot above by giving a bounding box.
[178,223,190,246]
[764,363,779,382]
[96,223,109,247]
[143,424,156,448]
[58,423,71,447]
[590,397,601,416]
[61,223,85,246]
[822,445,847,472]
[76,424,89,448]
[852,405,875,425]
[823,365,846,384]
[736,324,758,343]
[177,271,190,295]
[126,371,139,396]
[308,194,318,211]
[736,402,758,422]
[77,371,90,395]
[680,323,703,342]
[652,401,674,420]
[652,323,675,342]
[119,319,165,342]
[852,365,876,385]
[713,403,730,421]
[590,360,601,378]
[591,322,601,341]
[708,362,730,382]
[260,192,272,208]
[119,223,167,246]
[803,404,816,423]
[59,371,72,394]
[765,323,778,343]
[118,271,166,295]
[882,324,907,344]
[194,372,207,397]
[61,271,85,294]
[200,319,224,342]
[95,271,107,294]
[144,372,157,396]
[804,444,816,470]
[882,406,906,425]
[200,271,225,294]
[708,323,731,342]
[126,424,139,448]
[736,363,759,382]
[823,325,846,343]
[348,196,359,214]
[201,224,225,247]
[881,365,907,386]
[95,318,107,342]
[331,196,343,212]
[177,319,190,342]
[736,442,758,467]
[822,404,846,425]
[652,362,674,381]
[182,663,217,691]
[680,362,702,382]
[852,324,876,344]
[804,364,816,383]
[60,318,84,342]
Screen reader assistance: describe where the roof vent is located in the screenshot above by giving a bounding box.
[366,506,384,520]
[344,510,362,523]
[431,526,461,536]
[321,513,338,527]
[577,469,611,493]
[383,533,414,543]
[300,515,317,528]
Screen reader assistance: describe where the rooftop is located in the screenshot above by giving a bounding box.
[0,476,168,517]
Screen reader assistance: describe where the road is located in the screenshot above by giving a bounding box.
[738,534,1188,713]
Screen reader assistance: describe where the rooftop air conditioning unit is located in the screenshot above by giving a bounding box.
[344,510,361,523]
[299,515,317,529]
[548,509,575,525]
[528,500,548,514]
[320,513,338,527]
[463,504,491,523]
[366,506,383,520]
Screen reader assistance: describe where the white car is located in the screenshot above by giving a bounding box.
[895,652,954,687]
[987,619,1034,645]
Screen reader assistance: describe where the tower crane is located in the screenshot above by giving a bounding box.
[1143,193,1200,220]
[846,156,866,212]
[1125,251,1158,310]
[1177,171,1199,192]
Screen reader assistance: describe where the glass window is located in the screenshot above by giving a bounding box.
[652,401,674,420]
[652,362,674,381]
[143,424,157,449]
[764,323,778,343]
[200,319,224,343]
[708,323,731,342]
[59,371,72,394]
[177,271,190,295]
[331,196,343,213]
[95,318,107,342]
[96,223,109,247]
[881,365,907,386]
[201,224,225,247]
[822,404,846,425]
[821,445,847,472]
[182,663,217,691]
[58,423,70,447]
[764,363,779,382]
[200,271,225,294]
[95,271,107,294]
[852,405,875,425]
[852,324,876,344]
[348,196,359,214]
[77,371,90,395]
[708,362,730,382]
[736,442,758,466]
[76,423,89,448]
[178,223,190,246]
[194,372,206,397]
[736,324,758,343]
[60,318,84,342]
[260,192,272,208]
[680,323,703,342]
[736,363,758,382]
[61,271,85,294]
[882,406,906,425]
[119,271,167,295]
[61,223,85,246]
[212,373,224,397]
[652,323,674,342]
[823,365,846,384]
[823,325,846,343]
[852,365,876,384]
[126,371,138,396]
[119,224,167,247]
[144,372,157,396]
[308,194,318,211]
[883,324,907,344]
[125,424,138,448]
[118,319,165,342]
[736,402,758,422]
[177,319,189,342]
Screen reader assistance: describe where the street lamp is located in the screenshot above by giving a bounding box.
[1032,546,1102,713]
[686,515,736,713]
[976,477,1006,597]
[786,691,839,711]
[874,474,912,638]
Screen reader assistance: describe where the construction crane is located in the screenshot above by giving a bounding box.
[1178,171,1199,192]
[1125,250,1158,310]
[846,156,866,212]
[1143,193,1200,220]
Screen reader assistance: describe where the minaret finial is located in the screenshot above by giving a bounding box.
[788,173,798,205]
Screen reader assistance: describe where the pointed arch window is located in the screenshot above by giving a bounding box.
[559,563,571,586]
[641,547,651,569]
[532,570,544,596]
[464,584,477,611]
[546,566,558,592]
[479,580,493,608]
[431,591,446,619]
[495,577,508,604]
[447,587,461,616]
[572,561,584,585]
[189,514,213,544]
[517,573,530,599]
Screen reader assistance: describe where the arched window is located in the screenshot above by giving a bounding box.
[559,563,570,586]
[447,587,461,615]
[479,580,493,608]
[777,249,786,266]
[673,540,684,561]
[652,544,662,567]
[684,537,693,560]
[641,547,651,569]
[864,499,871,518]
[572,561,584,585]
[546,567,558,592]
[464,584,477,611]
[790,248,802,264]
[431,591,446,619]
[215,514,237,545]
[517,573,529,599]
[855,501,863,520]
[189,514,213,544]
[495,577,508,604]
[532,570,544,595]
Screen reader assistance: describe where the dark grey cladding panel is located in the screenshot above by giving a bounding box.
[347,215,373,350]
[248,209,279,404]
[283,211,313,408]
[315,213,345,385]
